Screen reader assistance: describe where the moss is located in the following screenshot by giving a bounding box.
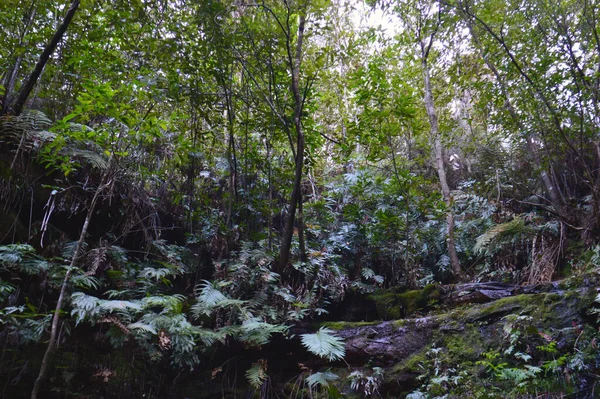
[321,321,379,330]
[368,284,441,320]
[106,269,124,279]
[391,346,430,374]
[392,319,407,328]
[442,324,484,360]
[459,293,537,322]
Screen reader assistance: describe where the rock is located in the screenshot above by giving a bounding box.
[319,285,599,397]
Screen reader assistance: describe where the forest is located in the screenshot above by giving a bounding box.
[1,0,600,397]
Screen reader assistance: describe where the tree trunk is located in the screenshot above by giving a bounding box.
[421,53,462,276]
[31,163,110,399]
[297,193,306,262]
[464,19,569,221]
[3,0,80,117]
[278,14,306,273]
[1,1,37,112]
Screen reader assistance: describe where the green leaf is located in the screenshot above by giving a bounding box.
[300,327,345,361]
[245,361,267,389]
[306,370,339,388]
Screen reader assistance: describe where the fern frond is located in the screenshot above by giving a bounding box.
[87,247,107,275]
[306,370,339,388]
[71,274,101,290]
[0,244,48,274]
[474,217,531,255]
[301,328,345,361]
[196,280,226,305]
[239,317,287,346]
[0,279,15,300]
[127,322,157,335]
[139,265,183,282]
[61,241,86,259]
[71,292,101,324]
[141,295,184,314]
[245,360,268,389]
[63,147,109,170]
[99,299,142,313]
[191,280,236,317]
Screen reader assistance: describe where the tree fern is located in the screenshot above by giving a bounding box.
[300,328,345,361]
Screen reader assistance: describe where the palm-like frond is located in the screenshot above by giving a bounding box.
[300,328,345,361]
[191,280,247,317]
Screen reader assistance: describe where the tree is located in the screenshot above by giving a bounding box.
[394,0,462,275]
[1,0,80,117]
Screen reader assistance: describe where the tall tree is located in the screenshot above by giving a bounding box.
[396,0,462,275]
[1,0,80,116]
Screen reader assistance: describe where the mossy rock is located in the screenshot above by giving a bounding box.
[368,284,441,320]
[326,287,599,397]
[321,321,380,330]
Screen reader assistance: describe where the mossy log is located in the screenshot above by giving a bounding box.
[318,284,598,397]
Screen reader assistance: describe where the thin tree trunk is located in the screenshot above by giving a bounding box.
[3,0,80,117]
[464,18,569,221]
[31,162,110,399]
[278,14,306,273]
[1,1,37,111]
[297,193,306,262]
[421,52,462,276]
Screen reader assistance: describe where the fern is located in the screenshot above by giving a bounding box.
[306,370,339,388]
[71,292,101,324]
[474,217,531,255]
[301,327,345,361]
[127,322,157,335]
[71,273,101,290]
[61,241,87,260]
[0,279,15,300]
[141,295,185,314]
[0,244,48,274]
[191,280,248,317]
[139,265,183,282]
[245,360,268,389]
[0,110,53,152]
[239,317,287,346]
[63,147,109,170]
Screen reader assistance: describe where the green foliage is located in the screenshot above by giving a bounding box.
[0,244,49,274]
[474,217,531,256]
[246,360,268,389]
[306,370,339,388]
[348,366,384,396]
[300,327,345,361]
[2,0,600,396]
